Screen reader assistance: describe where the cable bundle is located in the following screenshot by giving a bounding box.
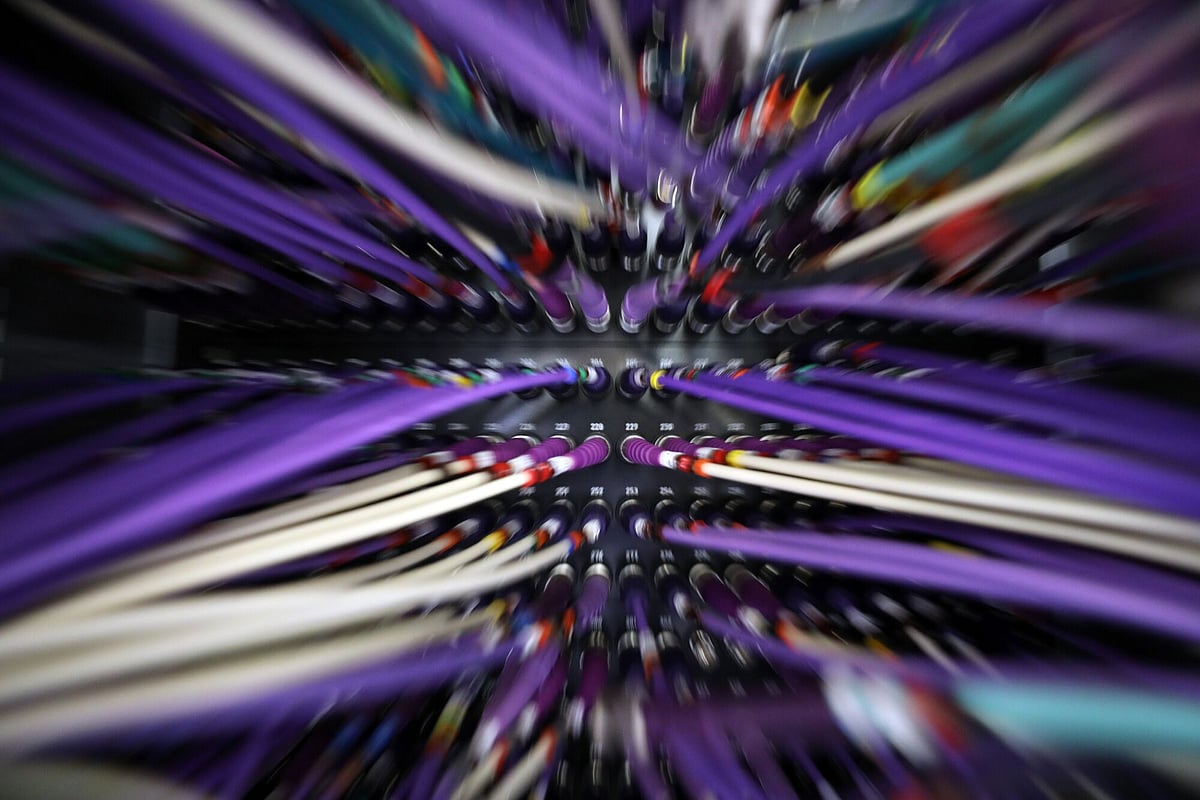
[0,365,609,761]
[2,0,1200,797]
[0,0,1196,333]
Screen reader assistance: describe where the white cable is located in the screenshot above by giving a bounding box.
[695,460,1200,572]
[111,462,431,572]
[822,101,1174,269]
[0,587,338,660]
[316,532,470,586]
[0,607,446,708]
[904,626,962,677]
[176,468,495,568]
[0,542,572,707]
[463,537,538,573]
[451,742,506,800]
[0,521,479,656]
[306,524,515,588]
[484,730,557,800]
[898,455,1038,484]
[146,0,606,220]
[0,607,499,754]
[21,471,524,625]
[0,518,541,660]
[726,450,1200,542]
[113,438,520,575]
[0,531,473,660]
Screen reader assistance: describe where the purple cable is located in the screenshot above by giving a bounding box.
[430,435,504,464]
[259,439,484,507]
[574,565,611,629]
[506,6,670,173]
[99,109,446,288]
[531,566,575,622]
[0,77,445,290]
[703,369,1200,509]
[218,714,290,800]
[691,62,737,141]
[746,286,1200,372]
[0,59,328,302]
[530,502,577,544]
[553,436,612,472]
[620,272,688,331]
[0,123,110,197]
[0,145,344,307]
[796,364,1200,466]
[663,371,1200,518]
[625,736,671,800]
[642,686,839,741]
[0,369,577,613]
[621,566,651,628]
[658,729,736,800]
[734,724,800,800]
[620,435,669,468]
[0,74,351,261]
[665,724,765,800]
[0,375,208,437]
[697,0,1053,269]
[697,719,773,800]
[392,0,649,182]
[835,341,1200,441]
[0,381,385,542]
[578,500,610,541]
[402,740,450,800]
[571,631,609,726]
[690,564,741,618]
[0,382,270,497]
[473,637,563,755]
[91,0,517,294]
[518,435,574,467]
[529,280,575,331]
[834,513,1200,608]
[664,526,1200,642]
[655,564,695,620]
[396,0,696,177]
[517,651,568,739]
[545,262,610,331]
[0,109,351,287]
[688,105,753,204]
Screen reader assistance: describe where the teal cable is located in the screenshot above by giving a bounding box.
[854,51,1098,207]
[956,681,1200,753]
[283,0,568,176]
